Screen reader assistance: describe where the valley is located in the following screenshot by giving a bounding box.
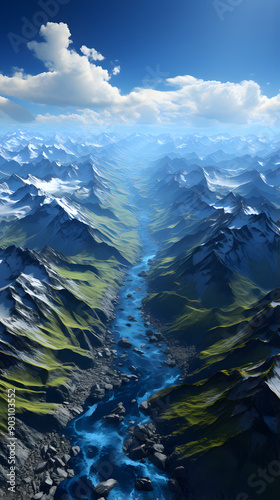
[0,131,280,499]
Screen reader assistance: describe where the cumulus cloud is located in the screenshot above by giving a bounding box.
[167,75,198,86]
[163,78,264,123]
[80,45,105,61]
[112,65,121,76]
[0,97,35,123]
[0,22,120,108]
[0,22,279,129]
[256,95,280,125]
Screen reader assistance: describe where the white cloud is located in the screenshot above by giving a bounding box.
[0,22,120,108]
[37,109,105,126]
[112,65,121,76]
[0,22,279,129]
[28,22,72,71]
[80,45,105,61]
[257,95,280,125]
[167,75,198,86]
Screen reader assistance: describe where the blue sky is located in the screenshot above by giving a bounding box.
[0,0,279,133]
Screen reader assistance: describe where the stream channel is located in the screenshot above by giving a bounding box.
[59,210,182,499]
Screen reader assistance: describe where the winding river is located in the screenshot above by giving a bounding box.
[60,211,182,499]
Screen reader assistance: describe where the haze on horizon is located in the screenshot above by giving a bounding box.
[0,0,279,136]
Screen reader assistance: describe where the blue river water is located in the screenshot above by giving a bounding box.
[60,212,182,499]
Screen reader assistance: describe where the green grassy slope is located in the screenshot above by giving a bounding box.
[0,169,141,433]
[138,171,280,496]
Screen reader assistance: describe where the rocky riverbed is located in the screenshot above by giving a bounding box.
[2,210,194,500]
[53,211,187,500]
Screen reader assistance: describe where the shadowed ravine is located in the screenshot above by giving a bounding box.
[58,209,182,499]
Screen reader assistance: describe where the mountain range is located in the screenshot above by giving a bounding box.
[1,130,280,498]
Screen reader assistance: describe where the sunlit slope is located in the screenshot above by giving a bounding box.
[0,157,141,434]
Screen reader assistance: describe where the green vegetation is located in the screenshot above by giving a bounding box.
[0,167,141,433]
[141,172,280,488]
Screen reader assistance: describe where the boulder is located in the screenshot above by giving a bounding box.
[128,444,147,460]
[103,414,124,423]
[164,358,176,367]
[94,478,117,497]
[150,452,167,470]
[152,443,165,453]
[138,271,147,277]
[63,453,71,464]
[41,476,53,491]
[54,457,65,468]
[23,476,32,484]
[111,402,126,416]
[41,445,48,457]
[70,446,81,457]
[133,348,144,355]
[49,486,57,497]
[154,332,164,341]
[118,338,132,349]
[48,458,56,467]
[123,437,135,452]
[134,430,150,442]
[149,335,158,343]
[134,424,153,442]
[112,379,122,389]
[54,467,68,479]
[35,462,48,474]
[139,400,150,414]
[145,329,154,336]
[32,493,44,500]
[147,422,156,433]
[134,477,153,491]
